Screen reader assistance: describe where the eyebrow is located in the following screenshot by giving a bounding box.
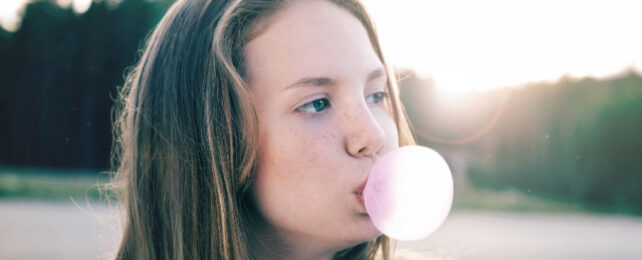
[284,68,386,91]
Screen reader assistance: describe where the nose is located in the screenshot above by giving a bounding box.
[344,104,386,158]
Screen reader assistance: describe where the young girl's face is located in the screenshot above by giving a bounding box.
[245,0,399,254]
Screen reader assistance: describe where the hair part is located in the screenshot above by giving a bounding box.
[111,0,415,259]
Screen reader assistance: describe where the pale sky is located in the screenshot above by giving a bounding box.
[364,0,642,92]
[2,0,641,92]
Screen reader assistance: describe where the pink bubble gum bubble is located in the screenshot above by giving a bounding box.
[363,145,453,241]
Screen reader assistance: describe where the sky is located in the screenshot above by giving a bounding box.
[2,0,641,93]
[364,0,642,92]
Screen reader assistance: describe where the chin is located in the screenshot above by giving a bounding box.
[349,215,382,243]
[363,226,383,241]
[343,232,383,252]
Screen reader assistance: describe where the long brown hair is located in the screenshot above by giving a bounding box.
[111,0,416,259]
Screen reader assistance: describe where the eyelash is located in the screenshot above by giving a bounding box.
[297,98,330,114]
[295,91,389,114]
[366,92,388,105]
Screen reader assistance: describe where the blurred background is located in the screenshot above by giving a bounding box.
[1,0,641,259]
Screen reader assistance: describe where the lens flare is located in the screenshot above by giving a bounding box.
[363,145,453,241]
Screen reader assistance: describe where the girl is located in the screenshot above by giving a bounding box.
[112,0,415,259]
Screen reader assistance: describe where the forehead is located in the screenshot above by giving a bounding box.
[244,0,382,88]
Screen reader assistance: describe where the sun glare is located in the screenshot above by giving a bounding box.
[363,0,642,93]
[71,0,92,14]
[0,0,95,32]
[0,0,28,32]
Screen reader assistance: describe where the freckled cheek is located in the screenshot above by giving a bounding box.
[284,131,340,184]
[253,131,339,217]
[288,131,336,171]
[256,127,335,185]
[284,119,336,153]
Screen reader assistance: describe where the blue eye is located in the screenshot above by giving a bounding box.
[297,98,330,113]
[367,91,388,104]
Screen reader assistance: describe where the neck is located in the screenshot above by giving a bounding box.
[243,194,350,259]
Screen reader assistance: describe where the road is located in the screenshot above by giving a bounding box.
[1,199,641,259]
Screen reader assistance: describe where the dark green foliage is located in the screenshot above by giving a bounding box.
[0,0,171,169]
[399,71,642,214]
[465,73,642,214]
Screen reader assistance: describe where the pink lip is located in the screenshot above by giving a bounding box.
[354,179,367,194]
[355,192,365,207]
[353,180,368,206]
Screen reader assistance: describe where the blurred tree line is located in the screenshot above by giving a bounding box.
[1,0,640,213]
[402,71,642,214]
[0,0,172,169]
